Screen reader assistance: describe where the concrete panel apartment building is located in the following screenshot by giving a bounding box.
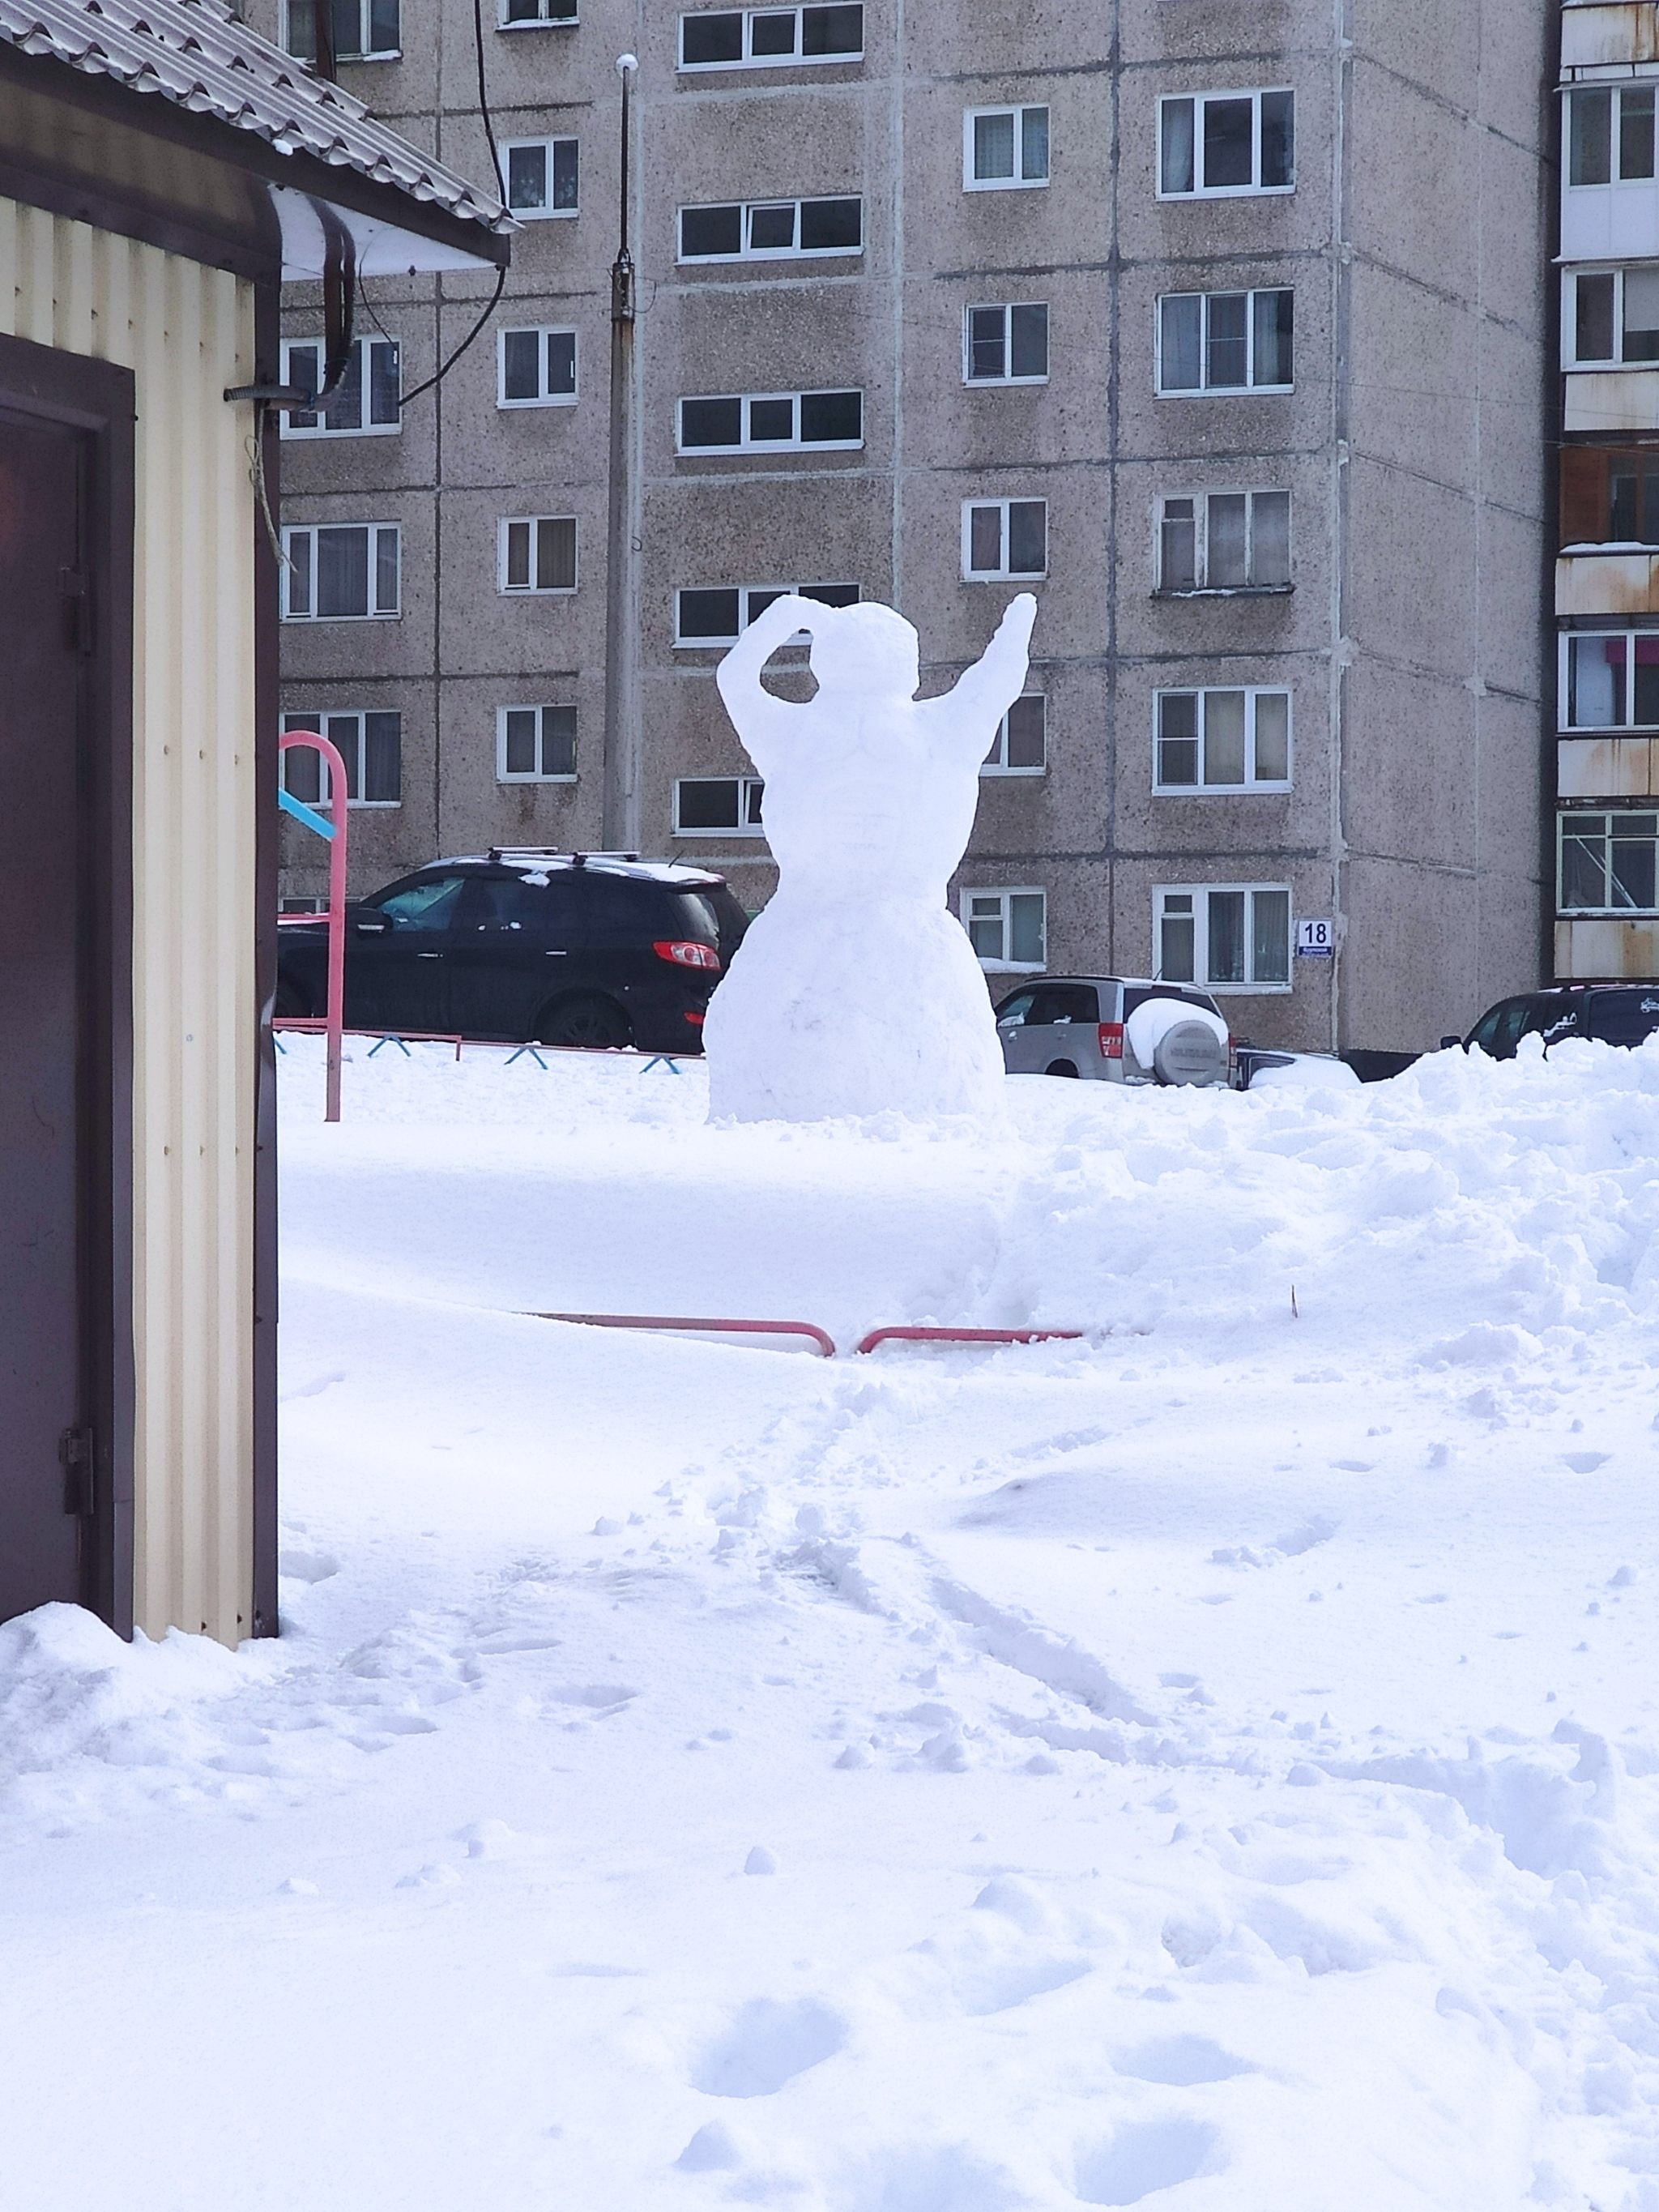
[257,0,1561,1055]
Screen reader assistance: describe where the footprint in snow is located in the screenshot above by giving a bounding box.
[1115,2035,1252,2087]
[691,1997,845,2099]
[1073,2117,1218,2206]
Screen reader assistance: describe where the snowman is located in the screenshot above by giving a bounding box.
[702,591,1038,1123]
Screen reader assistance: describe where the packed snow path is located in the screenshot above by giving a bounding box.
[6,1038,1659,2210]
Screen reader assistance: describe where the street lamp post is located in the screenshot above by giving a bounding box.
[601,52,640,852]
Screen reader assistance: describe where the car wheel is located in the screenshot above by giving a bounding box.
[273,977,309,1020]
[1152,1021,1227,1087]
[537,994,633,1050]
[1044,1060,1080,1078]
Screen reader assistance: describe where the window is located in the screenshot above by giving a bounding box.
[1158,290,1294,393]
[281,711,401,806]
[501,0,577,25]
[965,105,1049,190]
[1562,627,1659,728]
[500,517,578,595]
[677,197,862,261]
[1559,810,1659,912]
[962,888,1047,970]
[284,0,399,61]
[982,694,1046,775]
[1155,886,1291,990]
[1158,490,1290,591]
[677,389,863,452]
[280,896,329,915]
[965,303,1048,384]
[1568,85,1657,187]
[497,704,578,781]
[1565,268,1659,368]
[1158,90,1294,197]
[498,327,578,407]
[675,775,766,833]
[1154,689,1291,790]
[679,4,862,67]
[280,524,400,620]
[280,337,400,437]
[674,581,859,644]
[504,139,578,218]
[1560,447,1659,548]
[962,498,1047,579]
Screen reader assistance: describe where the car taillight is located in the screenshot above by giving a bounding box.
[1098,1022,1124,1059]
[653,940,721,971]
[683,1009,706,1026]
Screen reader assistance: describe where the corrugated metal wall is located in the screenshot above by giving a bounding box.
[0,198,258,1646]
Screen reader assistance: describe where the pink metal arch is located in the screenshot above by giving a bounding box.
[277,728,351,1122]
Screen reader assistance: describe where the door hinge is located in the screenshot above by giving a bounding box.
[58,566,92,655]
[59,1427,95,1517]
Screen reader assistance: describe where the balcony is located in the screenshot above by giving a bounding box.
[1557,547,1659,610]
[1563,366,1659,429]
[1562,3,1659,73]
[1555,916,1659,977]
[1559,733,1659,792]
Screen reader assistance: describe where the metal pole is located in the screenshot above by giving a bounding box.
[602,53,639,852]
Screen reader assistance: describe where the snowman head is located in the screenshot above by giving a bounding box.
[807,601,919,701]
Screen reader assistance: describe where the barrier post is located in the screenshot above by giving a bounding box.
[276,730,352,1122]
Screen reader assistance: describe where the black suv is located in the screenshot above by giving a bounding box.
[1451,984,1659,1059]
[275,851,749,1051]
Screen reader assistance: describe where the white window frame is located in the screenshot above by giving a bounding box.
[497,703,578,783]
[1153,687,1293,792]
[1155,89,1295,199]
[1558,807,1659,915]
[1154,884,1293,993]
[672,583,859,646]
[282,0,401,60]
[1156,489,1292,593]
[1156,289,1294,395]
[280,709,403,809]
[676,196,864,263]
[676,388,864,453]
[1559,626,1659,729]
[961,886,1047,971]
[279,335,401,438]
[963,302,1049,386]
[677,3,864,70]
[962,497,1047,581]
[497,326,578,408]
[279,523,401,621]
[502,137,579,220]
[1566,83,1657,189]
[963,105,1050,191]
[499,0,578,28]
[673,775,766,835]
[1563,267,1659,370]
[981,694,1047,776]
[498,515,578,596]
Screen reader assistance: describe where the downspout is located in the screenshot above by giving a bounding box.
[1328,0,1354,1051]
[602,53,640,851]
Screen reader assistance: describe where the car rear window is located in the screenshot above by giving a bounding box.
[1122,984,1222,1020]
[582,874,684,938]
[1589,989,1659,1044]
[665,888,737,950]
[700,885,751,958]
[1026,984,1099,1026]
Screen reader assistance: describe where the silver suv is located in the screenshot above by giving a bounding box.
[993,976,1234,1087]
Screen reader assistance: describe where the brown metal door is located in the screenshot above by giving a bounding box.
[0,409,87,1618]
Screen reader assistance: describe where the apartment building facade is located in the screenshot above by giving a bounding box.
[1557,0,1659,982]
[258,0,1555,1053]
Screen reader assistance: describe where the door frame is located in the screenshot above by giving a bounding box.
[0,331,136,1638]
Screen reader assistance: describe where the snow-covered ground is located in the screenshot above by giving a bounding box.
[6,1035,1659,2210]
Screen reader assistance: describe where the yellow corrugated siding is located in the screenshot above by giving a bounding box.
[0,198,258,1646]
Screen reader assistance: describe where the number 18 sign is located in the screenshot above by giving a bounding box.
[1296,918,1336,959]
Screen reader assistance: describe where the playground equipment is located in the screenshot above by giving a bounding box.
[531,1313,1084,1358]
[276,729,349,1121]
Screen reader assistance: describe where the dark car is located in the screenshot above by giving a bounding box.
[275,850,750,1051]
[1448,984,1659,1060]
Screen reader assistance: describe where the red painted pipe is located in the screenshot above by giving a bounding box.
[533,1312,838,1357]
[854,1325,1085,1356]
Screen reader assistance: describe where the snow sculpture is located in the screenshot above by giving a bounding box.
[703,591,1037,1122]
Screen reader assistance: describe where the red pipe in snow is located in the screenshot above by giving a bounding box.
[533,1312,838,1357]
[854,1325,1085,1356]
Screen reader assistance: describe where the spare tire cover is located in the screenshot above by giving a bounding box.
[1153,1019,1226,1087]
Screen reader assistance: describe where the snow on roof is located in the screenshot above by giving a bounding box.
[443,853,728,887]
[0,0,510,237]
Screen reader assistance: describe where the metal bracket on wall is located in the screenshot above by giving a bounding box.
[59,1426,95,1517]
